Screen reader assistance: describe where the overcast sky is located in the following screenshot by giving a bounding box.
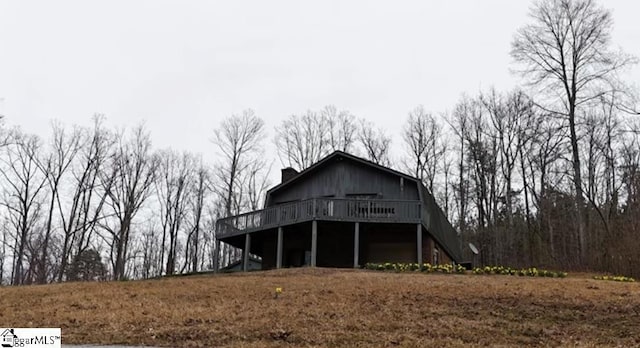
[1,0,639,166]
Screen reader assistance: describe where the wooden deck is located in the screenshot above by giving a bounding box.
[216,197,462,266]
[216,198,422,238]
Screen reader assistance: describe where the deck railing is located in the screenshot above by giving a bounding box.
[216,198,422,238]
[419,188,462,261]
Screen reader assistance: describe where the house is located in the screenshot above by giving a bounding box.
[214,151,462,271]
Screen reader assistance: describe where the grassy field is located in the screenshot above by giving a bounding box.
[1,268,639,347]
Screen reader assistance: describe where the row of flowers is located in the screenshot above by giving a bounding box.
[364,263,567,278]
[593,275,635,282]
[364,263,639,283]
[472,265,567,278]
[364,262,466,274]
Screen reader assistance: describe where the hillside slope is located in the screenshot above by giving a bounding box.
[1,268,639,347]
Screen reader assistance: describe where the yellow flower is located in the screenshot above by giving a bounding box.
[275,287,283,294]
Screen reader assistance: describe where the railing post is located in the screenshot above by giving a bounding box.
[417,223,423,269]
[313,198,317,218]
[311,220,318,267]
[353,222,360,268]
[276,227,283,269]
[243,233,251,272]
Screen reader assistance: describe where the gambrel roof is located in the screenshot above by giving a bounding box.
[267,151,418,197]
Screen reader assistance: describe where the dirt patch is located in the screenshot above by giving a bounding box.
[2,269,639,347]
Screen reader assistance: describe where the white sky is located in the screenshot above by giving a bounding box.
[1,0,639,165]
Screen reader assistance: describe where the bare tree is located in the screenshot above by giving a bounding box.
[183,157,210,273]
[448,97,473,237]
[101,125,157,280]
[619,128,640,210]
[0,115,8,147]
[155,150,192,275]
[203,203,224,269]
[483,90,537,227]
[526,116,567,263]
[0,131,47,285]
[323,105,358,153]
[242,159,272,211]
[213,109,265,216]
[212,110,265,267]
[0,226,7,284]
[275,110,329,170]
[403,105,446,193]
[598,93,624,211]
[358,120,391,166]
[35,122,82,283]
[482,89,540,264]
[511,0,638,262]
[137,223,161,279]
[468,103,500,264]
[55,116,113,281]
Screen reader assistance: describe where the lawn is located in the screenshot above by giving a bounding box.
[1,268,639,347]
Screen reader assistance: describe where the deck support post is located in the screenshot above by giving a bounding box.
[416,224,423,269]
[213,239,221,273]
[353,222,360,268]
[276,227,283,269]
[311,220,318,267]
[243,233,251,272]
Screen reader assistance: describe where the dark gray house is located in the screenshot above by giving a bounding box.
[214,151,461,271]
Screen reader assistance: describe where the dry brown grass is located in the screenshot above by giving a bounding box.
[1,268,639,347]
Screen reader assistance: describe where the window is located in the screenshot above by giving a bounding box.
[346,193,380,199]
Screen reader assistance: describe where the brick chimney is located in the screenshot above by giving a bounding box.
[281,167,298,183]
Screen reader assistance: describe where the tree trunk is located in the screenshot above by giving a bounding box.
[568,106,587,264]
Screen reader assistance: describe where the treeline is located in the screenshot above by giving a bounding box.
[0,118,215,284]
[0,108,412,284]
[1,0,639,284]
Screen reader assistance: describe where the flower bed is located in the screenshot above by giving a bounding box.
[364,263,567,278]
[593,275,635,282]
[472,265,567,278]
[364,262,466,274]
